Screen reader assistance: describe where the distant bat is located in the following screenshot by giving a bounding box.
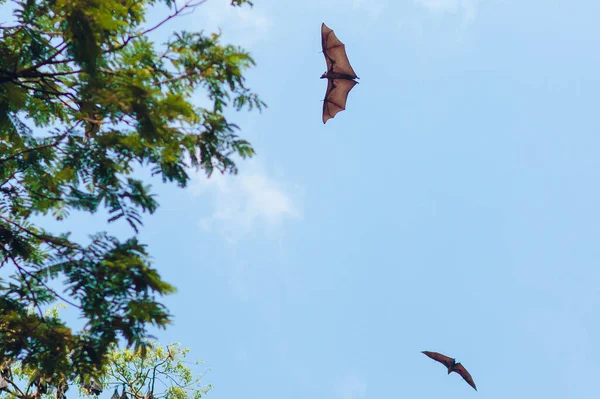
[56,381,68,399]
[320,23,359,124]
[83,381,103,396]
[33,375,48,394]
[422,351,477,391]
[0,362,10,391]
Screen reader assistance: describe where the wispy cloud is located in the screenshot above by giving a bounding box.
[335,372,367,399]
[352,0,386,19]
[416,0,479,21]
[189,160,302,243]
[196,0,270,46]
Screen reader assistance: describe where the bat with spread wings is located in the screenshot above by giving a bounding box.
[422,351,477,391]
[320,23,359,124]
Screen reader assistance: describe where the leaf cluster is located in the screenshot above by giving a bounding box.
[1,338,210,399]
[0,0,264,388]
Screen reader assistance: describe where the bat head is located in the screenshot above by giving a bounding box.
[320,72,327,79]
[449,362,460,373]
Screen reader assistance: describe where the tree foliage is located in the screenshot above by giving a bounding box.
[1,334,210,399]
[0,0,265,387]
[97,342,211,399]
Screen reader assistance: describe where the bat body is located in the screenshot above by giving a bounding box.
[422,351,477,391]
[56,382,68,399]
[0,362,10,391]
[83,381,103,396]
[320,23,359,124]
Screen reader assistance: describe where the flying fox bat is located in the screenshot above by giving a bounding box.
[422,351,477,391]
[56,381,68,399]
[320,23,359,124]
[83,381,103,396]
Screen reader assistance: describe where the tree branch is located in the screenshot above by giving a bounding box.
[0,241,45,319]
[0,133,68,166]
[108,0,209,54]
[18,42,69,76]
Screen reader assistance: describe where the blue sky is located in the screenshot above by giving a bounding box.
[4,0,600,398]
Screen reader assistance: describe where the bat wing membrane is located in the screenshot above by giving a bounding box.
[453,364,477,391]
[323,78,358,124]
[421,351,455,369]
[321,23,358,78]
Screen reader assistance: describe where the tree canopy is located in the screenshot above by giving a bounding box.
[0,0,265,387]
[2,326,209,399]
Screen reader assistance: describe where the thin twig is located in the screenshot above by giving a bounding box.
[0,133,67,165]
[0,170,19,187]
[0,235,81,309]
[108,0,209,54]
[18,42,69,75]
[0,241,45,319]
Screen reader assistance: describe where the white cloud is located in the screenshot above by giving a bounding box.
[143,0,269,47]
[352,0,386,19]
[416,0,479,21]
[196,0,270,46]
[189,160,302,243]
[335,372,367,399]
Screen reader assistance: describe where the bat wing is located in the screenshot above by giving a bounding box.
[322,78,358,124]
[85,381,103,396]
[321,23,358,78]
[453,363,477,391]
[422,351,455,369]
